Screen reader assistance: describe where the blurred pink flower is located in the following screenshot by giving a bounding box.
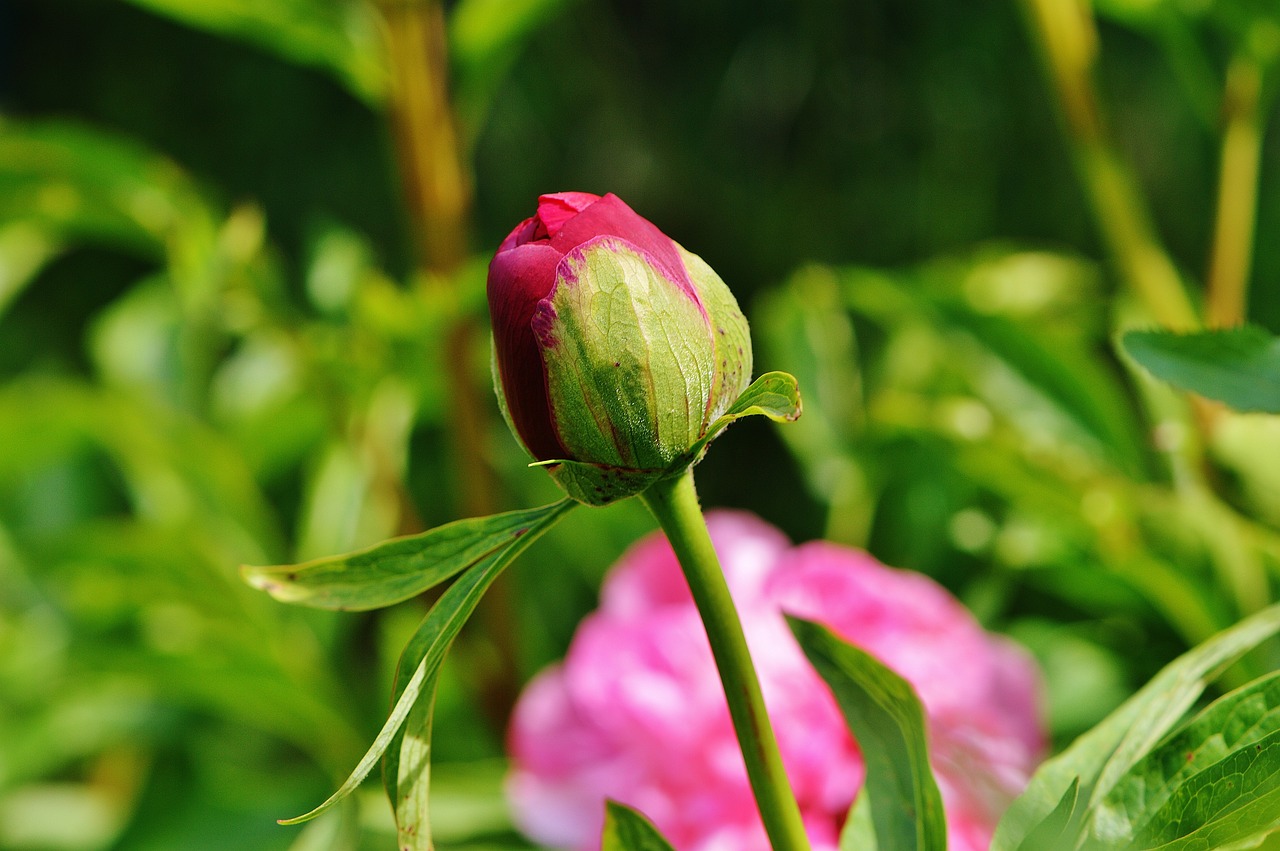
[507,512,1046,850]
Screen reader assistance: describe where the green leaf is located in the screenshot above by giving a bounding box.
[1126,729,1280,850]
[1121,326,1280,413]
[688,371,803,457]
[1013,779,1079,851]
[788,616,946,851]
[992,603,1280,850]
[0,223,62,321]
[278,498,574,828]
[942,306,1148,477]
[1089,671,1280,847]
[116,0,388,103]
[600,801,677,851]
[241,500,571,610]
[839,790,880,851]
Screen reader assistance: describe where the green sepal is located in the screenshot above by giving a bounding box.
[686,370,803,460]
[540,459,666,506]
[538,236,717,469]
[600,801,678,851]
[534,371,802,506]
[678,245,753,422]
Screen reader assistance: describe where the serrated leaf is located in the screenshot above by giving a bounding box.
[687,371,803,458]
[277,499,575,828]
[992,603,1280,850]
[600,801,677,851]
[1090,671,1280,846]
[1121,326,1280,413]
[788,616,946,851]
[242,500,570,610]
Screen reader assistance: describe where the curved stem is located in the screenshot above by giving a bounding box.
[640,470,810,851]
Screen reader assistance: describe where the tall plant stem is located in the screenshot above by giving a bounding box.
[379,0,519,721]
[641,470,810,851]
[1206,55,1267,328]
[1020,0,1198,329]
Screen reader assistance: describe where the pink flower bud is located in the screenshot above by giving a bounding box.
[487,193,752,503]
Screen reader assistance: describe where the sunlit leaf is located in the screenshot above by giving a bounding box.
[600,801,677,851]
[789,616,946,851]
[0,223,62,321]
[992,603,1280,849]
[244,500,574,610]
[1088,671,1280,847]
[1121,326,1280,413]
[1125,730,1280,850]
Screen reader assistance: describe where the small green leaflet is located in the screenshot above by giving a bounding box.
[991,603,1280,850]
[270,499,575,830]
[1120,325,1280,413]
[600,801,678,851]
[788,616,946,851]
[241,501,571,611]
[687,371,803,458]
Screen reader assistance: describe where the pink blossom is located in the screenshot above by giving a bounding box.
[507,512,1046,850]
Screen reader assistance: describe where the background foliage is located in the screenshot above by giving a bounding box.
[3,0,1280,848]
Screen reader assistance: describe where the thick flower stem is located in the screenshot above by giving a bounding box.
[640,469,810,851]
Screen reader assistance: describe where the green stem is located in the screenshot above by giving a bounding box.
[640,469,810,851]
[1018,0,1198,329]
[1206,54,1266,328]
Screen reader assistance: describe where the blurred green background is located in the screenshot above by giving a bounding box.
[3,0,1280,848]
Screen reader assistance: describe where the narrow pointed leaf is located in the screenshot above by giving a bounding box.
[277,499,575,827]
[992,603,1280,850]
[1121,326,1280,413]
[601,801,677,851]
[242,501,570,610]
[382,499,574,847]
[788,616,946,851]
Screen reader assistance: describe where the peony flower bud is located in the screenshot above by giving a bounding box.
[488,192,751,504]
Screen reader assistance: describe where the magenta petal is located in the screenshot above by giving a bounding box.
[488,241,568,460]
[537,192,601,238]
[548,193,699,303]
[498,216,539,252]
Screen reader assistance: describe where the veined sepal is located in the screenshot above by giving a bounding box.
[532,370,802,507]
